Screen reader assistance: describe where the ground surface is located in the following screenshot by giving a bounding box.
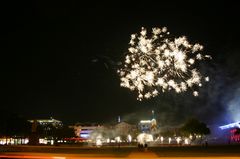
[0,145,240,159]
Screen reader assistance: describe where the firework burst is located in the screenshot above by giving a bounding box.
[118,27,211,100]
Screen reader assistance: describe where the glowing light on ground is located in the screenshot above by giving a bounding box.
[185,138,190,144]
[160,136,164,143]
[176,137,181,144]
[96,139,102,147]
[95,135,102,147]
[137,133,153,145]
[168,137,172,144]
[115,136,121,143]
[118,27,211,100]
[128,134,132,142]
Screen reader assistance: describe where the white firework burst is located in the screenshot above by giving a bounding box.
[118,27,211,100]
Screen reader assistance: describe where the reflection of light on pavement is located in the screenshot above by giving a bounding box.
[0,155,65,159]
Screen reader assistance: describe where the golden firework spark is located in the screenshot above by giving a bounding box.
[118,27,211,100]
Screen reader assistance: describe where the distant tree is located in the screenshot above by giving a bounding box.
[180,118,210,143]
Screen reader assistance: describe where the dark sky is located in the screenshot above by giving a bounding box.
[1,0,240,125]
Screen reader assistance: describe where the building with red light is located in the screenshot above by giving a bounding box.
[219,121,240,143]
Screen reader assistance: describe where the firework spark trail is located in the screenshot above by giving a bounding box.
[118,27,211,100]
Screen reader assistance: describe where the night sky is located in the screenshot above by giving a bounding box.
[1,0,240,125]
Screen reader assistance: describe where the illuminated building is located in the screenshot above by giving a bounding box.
[139,119,157,133]
[139,120,152,133]
[138,110,157,133]
[219,121,240,143]
[70,123,102,139]
[28,117,63,145]
[80,126,100,139]
[28,117,63,128]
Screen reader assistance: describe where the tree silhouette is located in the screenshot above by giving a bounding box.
[180,118,210,143]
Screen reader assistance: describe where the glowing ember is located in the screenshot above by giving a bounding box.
[118,27,211,100]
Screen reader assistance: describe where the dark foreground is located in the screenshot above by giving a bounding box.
[0,145,240,158]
